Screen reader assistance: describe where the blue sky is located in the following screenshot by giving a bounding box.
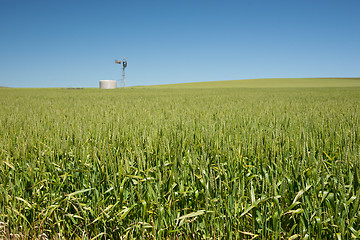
[0,0,359,88]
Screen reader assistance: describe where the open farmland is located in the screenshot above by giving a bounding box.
[1,78,360,239]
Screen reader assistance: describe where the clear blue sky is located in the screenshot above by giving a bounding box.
[0,0,359,88]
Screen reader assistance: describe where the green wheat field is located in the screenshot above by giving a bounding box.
[1,78,360,239]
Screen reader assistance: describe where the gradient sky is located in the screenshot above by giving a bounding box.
[0,0,359,88]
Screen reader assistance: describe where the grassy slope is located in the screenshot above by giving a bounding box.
[138,78,360,88]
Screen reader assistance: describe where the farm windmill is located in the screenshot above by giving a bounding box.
[115,57,127,88]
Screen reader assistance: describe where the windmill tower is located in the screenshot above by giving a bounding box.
[115,57,127,88]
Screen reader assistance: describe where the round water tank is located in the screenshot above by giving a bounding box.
[99,80,117,89]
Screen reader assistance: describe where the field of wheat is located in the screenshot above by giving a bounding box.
[1,80,359,239]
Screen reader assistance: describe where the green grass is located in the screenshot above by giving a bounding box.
[140,77,360,88]
[0,79,360,239]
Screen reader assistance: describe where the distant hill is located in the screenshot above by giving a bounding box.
[137,78,360,89]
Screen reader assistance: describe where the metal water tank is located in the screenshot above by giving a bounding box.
[99,80,117,89]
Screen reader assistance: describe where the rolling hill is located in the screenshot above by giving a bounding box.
[138,78,360,88]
